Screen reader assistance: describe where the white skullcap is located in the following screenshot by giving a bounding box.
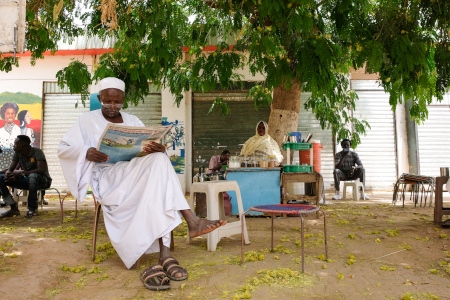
[98,77,125,92]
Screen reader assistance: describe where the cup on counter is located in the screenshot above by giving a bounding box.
[259,160,267,167]
[268,161,275,168]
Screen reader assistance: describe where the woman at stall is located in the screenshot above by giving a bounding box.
[240,121,283,165]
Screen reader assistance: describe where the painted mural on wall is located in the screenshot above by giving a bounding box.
[162,117,185,174]
[0,92,42,169]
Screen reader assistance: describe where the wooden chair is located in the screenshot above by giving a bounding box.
[434,176,450,225]
[91,193,174,262]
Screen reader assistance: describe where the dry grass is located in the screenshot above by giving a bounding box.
[0,193,449,299]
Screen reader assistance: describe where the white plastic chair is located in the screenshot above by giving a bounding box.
[343,178,364,201]
[188,180,250,251]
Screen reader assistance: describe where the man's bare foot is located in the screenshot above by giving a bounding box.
[189,219,227,238]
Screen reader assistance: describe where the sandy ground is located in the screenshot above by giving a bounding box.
[0,191,449,300]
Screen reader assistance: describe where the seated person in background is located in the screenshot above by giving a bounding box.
[332,139,369,200]
[58,77,226,291]
[240,121,283,165]
[0,135,52,218]
[207,149,230,174]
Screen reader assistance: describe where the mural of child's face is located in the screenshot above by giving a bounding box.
[25,111,32,124]
[5,108,16,124]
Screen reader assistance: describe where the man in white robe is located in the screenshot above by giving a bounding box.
[58,77,226,289]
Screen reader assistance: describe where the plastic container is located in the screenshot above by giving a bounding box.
[229,156,241,168]
[289,132,302,142]
[283,165,313,173]
[300,141,323,172]
[282,142,312,151]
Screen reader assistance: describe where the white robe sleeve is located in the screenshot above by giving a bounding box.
[57,116,94,201]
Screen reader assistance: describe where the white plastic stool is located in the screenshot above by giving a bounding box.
[188,180,250,251]
[343,178,364,201]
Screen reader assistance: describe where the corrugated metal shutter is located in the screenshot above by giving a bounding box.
[297,92,334,189]
[123,94,162,127]
[417,92,450,176]
[192,91,270,174]
[43,82,162,191]
[43,91,89,191]
[352,80,397,190]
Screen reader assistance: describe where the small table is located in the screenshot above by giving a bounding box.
[240,204,328,273]
[281,172,323,208]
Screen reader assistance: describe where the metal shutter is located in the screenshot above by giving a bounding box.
[192,91,270,175]
[43,91,89,191]
[417,92,450,177]
[352,80,397,190]
[43,82,162,191]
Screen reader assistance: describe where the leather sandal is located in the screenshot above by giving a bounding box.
[160,256,188,281]
[140,264,171,291]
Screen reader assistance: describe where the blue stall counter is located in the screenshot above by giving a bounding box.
[225,167,282,215]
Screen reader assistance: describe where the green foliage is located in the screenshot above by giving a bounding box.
[0,57,19,73]
[248,84,272,108]
[26,0,82,65]
[207,98,231,115]
[3,0,450,144]
[56,61,91,105]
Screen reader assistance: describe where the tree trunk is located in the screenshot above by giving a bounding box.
[268,79,301,143]
[268,79,301,164]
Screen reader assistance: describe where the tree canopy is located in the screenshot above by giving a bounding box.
[1,0,449,145]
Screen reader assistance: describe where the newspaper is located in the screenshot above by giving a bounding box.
[97,123,173,163]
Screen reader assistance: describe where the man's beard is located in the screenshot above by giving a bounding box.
[103,109,120,118]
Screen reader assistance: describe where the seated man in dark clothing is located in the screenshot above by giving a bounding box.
[332,139,369,200]
[0,135,52,218]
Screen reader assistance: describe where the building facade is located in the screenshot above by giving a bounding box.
[1,50,449,196]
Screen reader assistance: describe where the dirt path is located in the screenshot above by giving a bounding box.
[0,193,449,300]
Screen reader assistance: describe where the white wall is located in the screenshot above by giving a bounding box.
[161,87,187,192]
[0,0,26,53]
[0,54,95,95]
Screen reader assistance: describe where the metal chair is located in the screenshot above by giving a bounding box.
[39,188,70,222]
[13,187,69,223]
[393,173,435,207]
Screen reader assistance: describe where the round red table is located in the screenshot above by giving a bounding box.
[241,204,328,273]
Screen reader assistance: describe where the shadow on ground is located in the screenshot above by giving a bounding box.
[0,191,449,300]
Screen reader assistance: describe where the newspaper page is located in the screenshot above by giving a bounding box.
[97,123,173,163]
